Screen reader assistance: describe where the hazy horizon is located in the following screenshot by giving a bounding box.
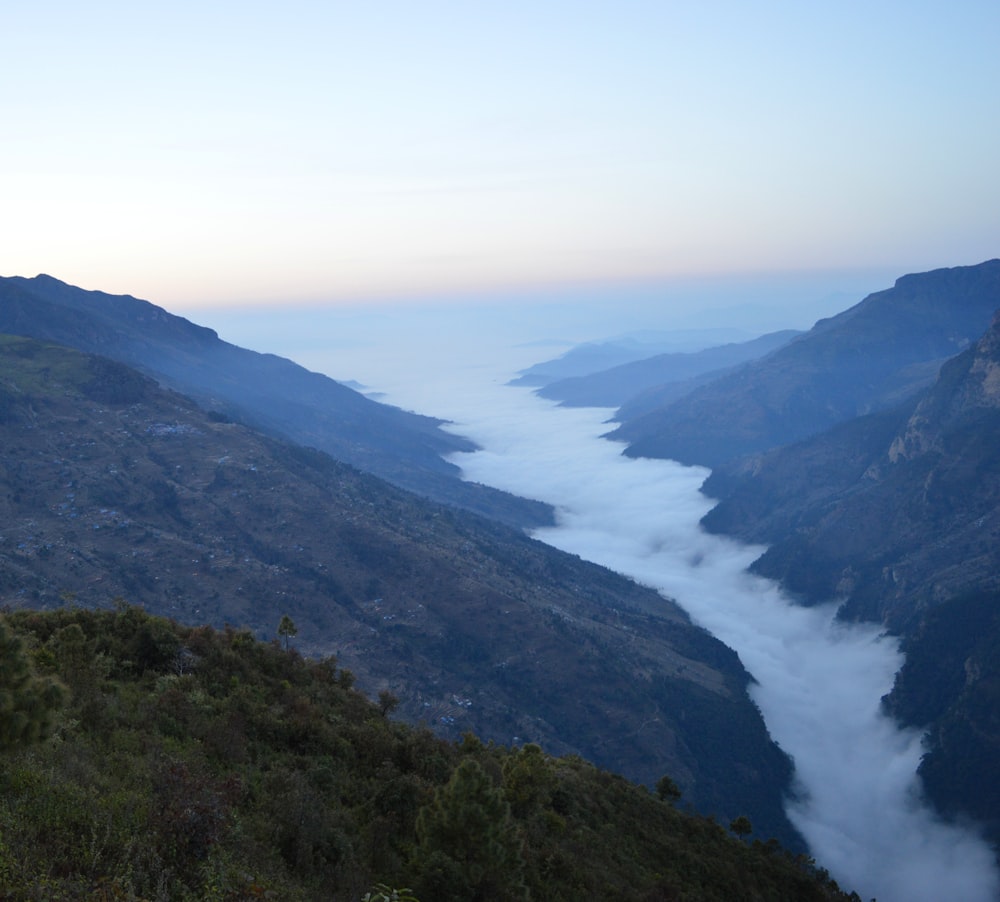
[3,3,999,894]
[193,264,907,368]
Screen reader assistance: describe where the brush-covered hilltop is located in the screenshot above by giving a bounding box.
[0,608,857,900]
[0,333,799,845]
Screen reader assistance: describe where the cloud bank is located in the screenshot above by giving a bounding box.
[331,326,999,902]
[248,296,999,902]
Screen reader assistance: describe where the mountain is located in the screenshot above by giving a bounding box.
[0,274,550,528]
[0,333,800,844]
[509,328,754,387]
[610,260,1000,467]
[536,329,800,409]
[0,608,853,900]
[701,309,1000,845]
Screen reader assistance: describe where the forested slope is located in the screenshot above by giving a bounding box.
[0,608,859,901]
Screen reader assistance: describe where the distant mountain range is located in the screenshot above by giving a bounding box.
[0,274,549,529]
[535,329,800,410]
[0,331,800,845]
[509,327,755,387]
[609,260,1000,466]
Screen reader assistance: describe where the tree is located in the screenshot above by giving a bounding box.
[414,758,527,901]
[277,615,298,650]
[377,689,399,717]
[0,618,66,750]
[656,774,682,804]
[729,815,753,839]
[502,742,554,817]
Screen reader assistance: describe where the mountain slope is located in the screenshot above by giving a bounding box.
[0,334,800,844]
[702,310,1000,625]
[537,329,799,409]
[611,260,1000,466]
[0,608,853,900]
[700,310,1000,845]
[0,274,550,528]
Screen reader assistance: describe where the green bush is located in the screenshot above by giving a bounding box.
[0,609,858,901]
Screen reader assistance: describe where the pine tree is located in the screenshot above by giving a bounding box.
[277,615,298,650]
[730,815,753,839]
[414,758,527,901]
[0,618,66,750]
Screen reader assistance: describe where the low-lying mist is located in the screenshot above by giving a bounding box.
[443,392,998,902]
[217,304,999,902]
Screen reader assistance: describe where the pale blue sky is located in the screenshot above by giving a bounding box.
[2,1,998,310]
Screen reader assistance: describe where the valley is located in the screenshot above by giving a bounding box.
[0,333,797,845]
[293,294,999,902]
[2,260,1000,900]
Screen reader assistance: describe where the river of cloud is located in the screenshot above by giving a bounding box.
[301,318,999,902]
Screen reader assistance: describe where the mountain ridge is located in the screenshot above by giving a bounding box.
[609,260,1000,467]
[537,328,800,410]
[0,274,551,528]
[510,328,755,387]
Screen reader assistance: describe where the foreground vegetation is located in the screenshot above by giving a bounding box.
[0,606,857,900]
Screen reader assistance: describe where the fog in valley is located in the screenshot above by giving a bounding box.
[207,300,1000,902]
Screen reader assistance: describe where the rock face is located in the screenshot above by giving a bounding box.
[703,310,1000,627]
[0,275,550,528]
[610,260,1000,467]
[701,309,1000,846]
[0,334,801,846]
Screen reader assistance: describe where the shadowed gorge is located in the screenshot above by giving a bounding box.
[4,260,1000,899]
[4,1,1000,896]
[700,308,1000,848]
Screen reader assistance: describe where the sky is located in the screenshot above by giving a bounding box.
[2,1,998,313]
